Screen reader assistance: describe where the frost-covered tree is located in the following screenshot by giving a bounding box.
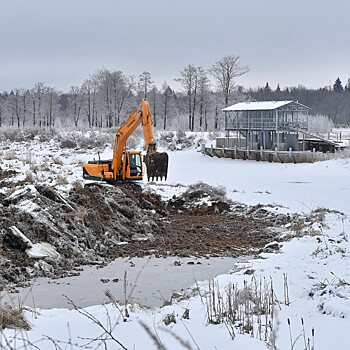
[308,114,334,133]
[176,64,200,131]
[209,55,249,106]
[81,78,96,128]
[68,86,83,127]
[344,78,350,91]
[138,71,154,98]
[161,82,175,130]
[149,86,158,127]
[197,67,210,130]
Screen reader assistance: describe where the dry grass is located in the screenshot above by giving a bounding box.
[52,156,63,165]
[0,306,31,331]
[3,150,17,160]
[205,277,279,348]
[60,138,77,149]
[56,174,69,185]
[23,171,35,183]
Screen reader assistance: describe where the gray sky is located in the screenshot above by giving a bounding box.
[0,0,349,92]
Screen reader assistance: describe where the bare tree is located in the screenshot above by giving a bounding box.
[149,86,158,127]
[210,55,249,106]
[138,71,154,98]
[22,89,29,127]
[68,85,83,127]
[176,64,200,131]
[32,82,45,127]
[14,89,22,128]
[93,69,113,127]
[197,67,210,130]
[81,79,94,127]
[0,93,4,127]
[162,82,173,130]
[46,87,59,127]
[111,72,134,126]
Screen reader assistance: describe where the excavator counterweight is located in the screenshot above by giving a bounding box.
[82,99,168,183]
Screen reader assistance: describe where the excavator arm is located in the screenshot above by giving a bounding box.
[111,107,141,179]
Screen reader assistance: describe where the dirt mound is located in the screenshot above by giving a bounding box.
[0,181,293,288]
[0,183,161,286]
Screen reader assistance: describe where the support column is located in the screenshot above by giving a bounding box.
[275,110,279,151]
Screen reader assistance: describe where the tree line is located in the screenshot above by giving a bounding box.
[0,56,349,131]
[249,77,350,126]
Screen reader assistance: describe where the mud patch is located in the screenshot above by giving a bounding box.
[1,181,294,288]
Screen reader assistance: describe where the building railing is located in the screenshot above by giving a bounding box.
[225,120,308,131]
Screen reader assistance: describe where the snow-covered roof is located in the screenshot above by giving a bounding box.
[222,100,309,112]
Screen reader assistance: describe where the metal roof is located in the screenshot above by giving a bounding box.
[222,100,310,112]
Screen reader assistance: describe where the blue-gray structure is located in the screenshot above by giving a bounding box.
[223,100,310,151]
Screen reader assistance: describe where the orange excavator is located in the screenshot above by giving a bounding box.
[83,98,168,183]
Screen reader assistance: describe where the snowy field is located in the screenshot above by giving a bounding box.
[161,150,350,213]
[2,132,350,349]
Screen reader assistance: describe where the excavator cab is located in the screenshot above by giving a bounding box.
[123,151,143,180]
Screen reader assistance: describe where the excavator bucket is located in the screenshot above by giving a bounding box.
[144,152,169,181]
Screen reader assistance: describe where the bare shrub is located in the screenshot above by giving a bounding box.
[56,175,69,185]
[24,172,35,183]
[71,180,83,191]
[205,277,279,347]
[38,128,58,142]
[60,138,77,149]
[76,132,109,149]
[180,182,228,204]
[24,150,32,164]
[0,306,31,331]
[3,149,17,160]
[52,156,63,165]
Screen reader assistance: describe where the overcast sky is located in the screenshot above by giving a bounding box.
[0,0,349,92]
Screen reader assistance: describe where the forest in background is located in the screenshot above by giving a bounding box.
[0,55,349,132]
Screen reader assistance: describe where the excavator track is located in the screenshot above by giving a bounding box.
[144,152,169,181]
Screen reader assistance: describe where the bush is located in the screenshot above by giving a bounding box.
[180,182,228,203]
[0,306,31,331]
[60,139,77,149]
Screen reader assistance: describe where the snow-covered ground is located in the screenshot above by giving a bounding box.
[163,150,350,213]
[2,132,350,349]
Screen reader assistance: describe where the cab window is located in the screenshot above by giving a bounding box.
[129,153,142,176]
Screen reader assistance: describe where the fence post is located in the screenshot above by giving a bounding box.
[234,145,237,159]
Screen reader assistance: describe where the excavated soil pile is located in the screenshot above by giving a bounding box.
[0,180,293,288]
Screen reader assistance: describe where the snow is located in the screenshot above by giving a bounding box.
[26,242,60,259]
[3,213,350,349]
[8,226,32,247]
[222,100,308,111]
[2,131,350,349]
[162,150,350,214]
